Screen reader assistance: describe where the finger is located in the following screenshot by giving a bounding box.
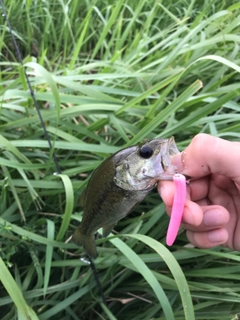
[158,181,207,227]
[182,205,230,232]
[164,199,203,226]
[172,133,240,184]
[158,177,209,203]
[186,228,228,248]
[158,181,175,207]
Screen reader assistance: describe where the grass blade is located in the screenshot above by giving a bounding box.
[55,174,74,241]
[44,219,55,297]
[0,257,39,320]
[109,236,175,320]
[125,80,203,145]
[124,234,195,320]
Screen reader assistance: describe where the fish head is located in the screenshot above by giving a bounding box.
[114,137,180,191]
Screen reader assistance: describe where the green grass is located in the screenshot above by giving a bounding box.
[1,0,240,319]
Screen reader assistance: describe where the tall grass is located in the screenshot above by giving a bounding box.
[0,0,240,319]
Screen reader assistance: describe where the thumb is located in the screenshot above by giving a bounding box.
[172,134,240,184]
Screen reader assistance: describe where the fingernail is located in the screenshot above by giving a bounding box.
[171,153,183,172]
[203,210,224,226]
[207,229,228,243]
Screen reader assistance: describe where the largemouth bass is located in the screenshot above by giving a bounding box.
[72,137,179,258]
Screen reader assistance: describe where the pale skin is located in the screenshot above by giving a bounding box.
[158,133,240,250]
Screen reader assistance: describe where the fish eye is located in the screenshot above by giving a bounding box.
[139,145,153,159]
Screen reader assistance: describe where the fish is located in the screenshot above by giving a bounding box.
[72,137,179,258]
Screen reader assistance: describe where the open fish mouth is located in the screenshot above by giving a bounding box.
[148,137,180,181]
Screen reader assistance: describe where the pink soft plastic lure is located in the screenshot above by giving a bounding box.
[166,173,186,246]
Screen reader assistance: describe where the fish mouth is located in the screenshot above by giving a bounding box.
[151,137,180,181]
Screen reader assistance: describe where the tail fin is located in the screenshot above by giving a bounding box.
[72,227,98,259]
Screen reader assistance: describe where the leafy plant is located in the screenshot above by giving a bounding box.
[0,0,240,319]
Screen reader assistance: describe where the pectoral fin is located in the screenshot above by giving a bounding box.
[72,227,98,259]
[102,223,116,237]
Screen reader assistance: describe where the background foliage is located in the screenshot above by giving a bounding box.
[0,0,240,319]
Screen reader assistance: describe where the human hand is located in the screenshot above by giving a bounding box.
[158,133,240,250]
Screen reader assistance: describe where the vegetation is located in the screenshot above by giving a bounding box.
[0,0,240,319]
